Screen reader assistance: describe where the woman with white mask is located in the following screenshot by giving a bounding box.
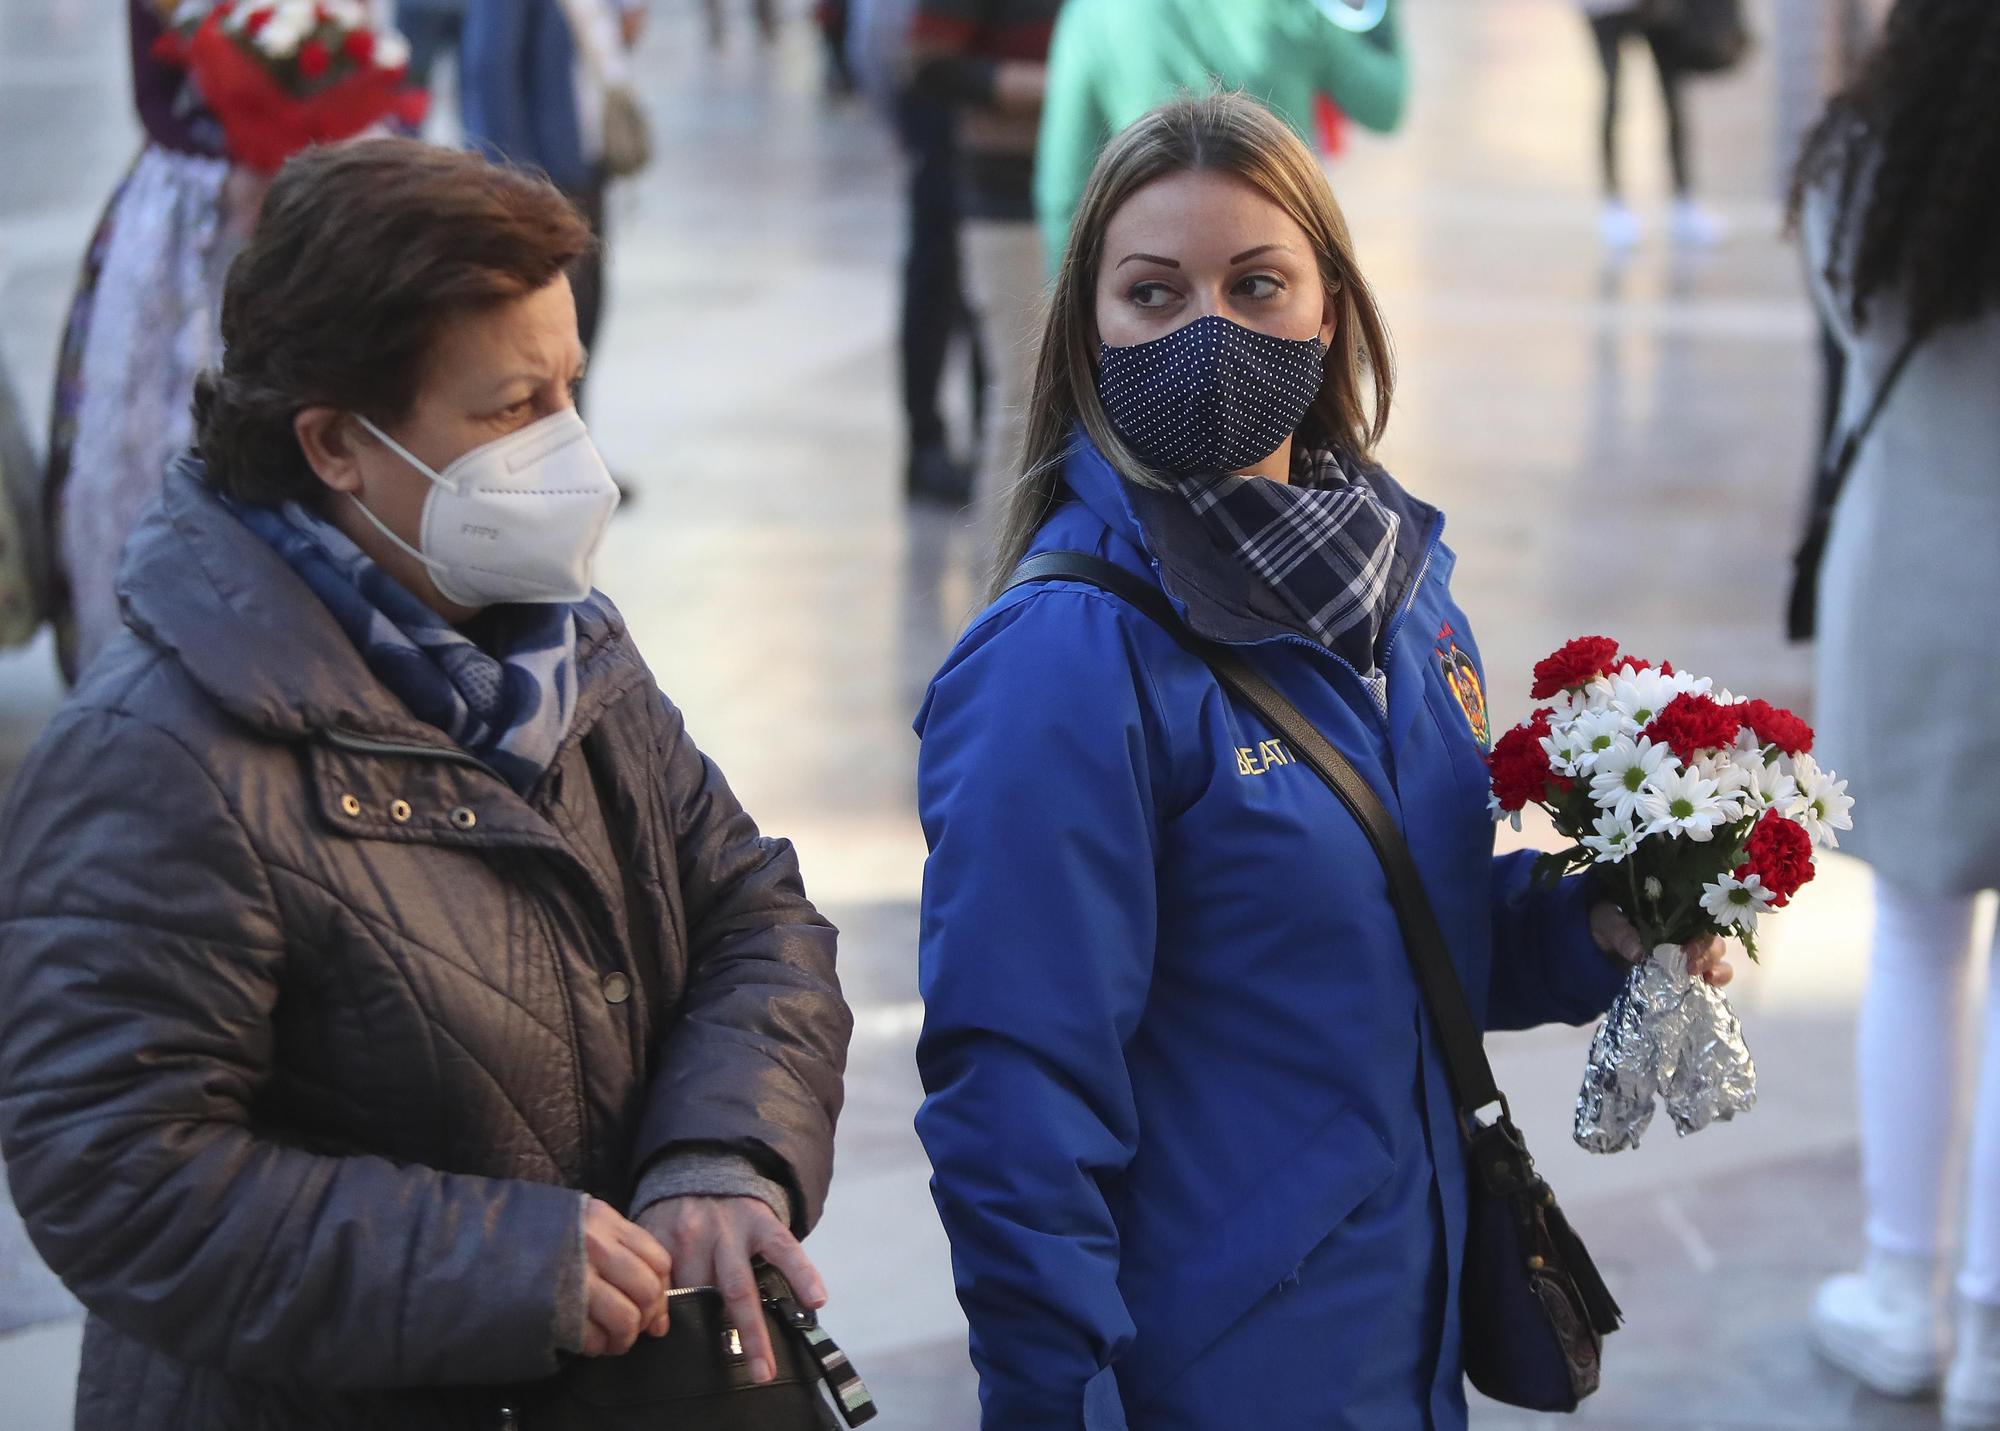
[0,139,853,1430]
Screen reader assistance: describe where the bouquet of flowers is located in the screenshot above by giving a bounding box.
[153,1,425,174]
[1487,637,1854,1153]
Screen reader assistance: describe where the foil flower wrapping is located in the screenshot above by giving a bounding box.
[1574,943,1757,1154]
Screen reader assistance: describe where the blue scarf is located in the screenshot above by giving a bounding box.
[232,499,580,796]
[1176,446,1401,710]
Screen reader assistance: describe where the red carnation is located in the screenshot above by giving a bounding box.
[298,37,331,78]
[1487,711,1567,812]
[1740,698,1814,757]
[343,29,376,65]
[1531,636,1622,700]
[1738,811,1815,907]
[244,6,273,35]
[1487,725,1547,813]
[1641,693,1743,764]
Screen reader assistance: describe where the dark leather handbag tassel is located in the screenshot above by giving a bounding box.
[1545,1201,1622,1336]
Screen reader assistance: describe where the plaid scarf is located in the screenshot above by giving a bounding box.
[231,499,580,796]
[1177,447,1401,710]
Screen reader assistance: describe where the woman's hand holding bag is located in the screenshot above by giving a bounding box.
[581,1197,675,1356]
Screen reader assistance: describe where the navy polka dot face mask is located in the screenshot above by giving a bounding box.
[1097,313,1327,473]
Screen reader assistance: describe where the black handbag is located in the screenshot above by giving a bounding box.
[1007,552,1625,1411]
[1637,0,1752,74]
[497,1264,877,1430]
[1786,333,1921,642]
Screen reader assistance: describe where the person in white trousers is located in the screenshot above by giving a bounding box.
[1792,3,2000,1423]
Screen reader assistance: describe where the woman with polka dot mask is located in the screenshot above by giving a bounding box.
[912,92,1715,1428]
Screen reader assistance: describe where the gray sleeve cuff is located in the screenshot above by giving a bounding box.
[630,1148,795,1231]
[554,1193,591,1355]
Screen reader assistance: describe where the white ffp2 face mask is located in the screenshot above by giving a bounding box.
[352,409,621,608]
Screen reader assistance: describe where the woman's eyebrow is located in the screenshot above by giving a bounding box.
[1230,243,1288,263]
[1116,252,1181,269]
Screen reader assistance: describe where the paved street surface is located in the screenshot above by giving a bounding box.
[0,1,1989,1427]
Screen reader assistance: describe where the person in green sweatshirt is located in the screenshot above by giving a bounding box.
[1034,0,1409,264]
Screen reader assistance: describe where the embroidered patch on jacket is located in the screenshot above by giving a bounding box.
[1436,623,1491,748]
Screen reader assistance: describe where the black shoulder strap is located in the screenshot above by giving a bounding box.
[1824,331,1922,494]
[1004,551,1506,1122]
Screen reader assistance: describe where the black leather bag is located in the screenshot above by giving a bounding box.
[1007,552,1624,1411]
[497,1264,877,1430]
[1638,0,1752,73]
[1787,334,1921,642]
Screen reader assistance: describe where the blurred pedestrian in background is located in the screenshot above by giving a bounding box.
[818,0,859,93]
[43,1,257,681]
[395,0,464,88]
[0,141,851,1430]
[915,91,1728,1429]
[906,0,1061,554]
[461,0,649,432]
[46,2,422,684]
[1792,3,2000,1425]
[1582,0,1739,248]
[1035,0,1408,266]
[852,0,984,504]
[706,0,779,49]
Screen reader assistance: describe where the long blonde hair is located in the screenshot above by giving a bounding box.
[986,91,1396,600]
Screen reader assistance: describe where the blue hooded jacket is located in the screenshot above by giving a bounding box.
[913,435,1630,1430]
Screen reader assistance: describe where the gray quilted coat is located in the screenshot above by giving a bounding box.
[0,467,851,1429]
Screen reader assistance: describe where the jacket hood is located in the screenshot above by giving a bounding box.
[115,457,635,747]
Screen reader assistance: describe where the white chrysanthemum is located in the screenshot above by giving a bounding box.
[257,18,308,57]
[1541,708,1625,778]
[1741,758,1799,817]
[1589,736,1673,822]
[374,31,411,69]
[1695,751,1758,822]
[1569,708,1630,771]
[1581,811,1641,864]
[1540,723,1589,779]
[1638,764,1729,842]
[1598,668,1686,727]
[1792,753,1856,848]
[1487,789,1523,833]
[1701,872,1777,930]
[323,0,368,25]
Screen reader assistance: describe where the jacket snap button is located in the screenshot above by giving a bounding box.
[339,794,361,817]
[450,807,478,830]
[602,972,632,1004]
[389,800,412,823]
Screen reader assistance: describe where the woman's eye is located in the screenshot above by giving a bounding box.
[1236,273,1285,299]
[1127,281,1177,308]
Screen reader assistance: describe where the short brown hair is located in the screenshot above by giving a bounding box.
[192,139,594,505]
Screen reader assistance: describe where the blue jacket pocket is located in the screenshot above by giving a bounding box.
[1115,1103,1397,1405]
